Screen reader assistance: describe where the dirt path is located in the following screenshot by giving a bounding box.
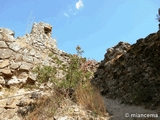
[103,97,160,120]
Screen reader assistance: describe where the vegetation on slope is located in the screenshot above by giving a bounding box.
[26,46,107,119]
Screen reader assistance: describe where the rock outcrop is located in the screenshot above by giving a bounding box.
[91,32,160,110]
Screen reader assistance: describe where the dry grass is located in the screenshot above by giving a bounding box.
[74,80,106,116]
[26,80,107,119]
[26,90,66,120]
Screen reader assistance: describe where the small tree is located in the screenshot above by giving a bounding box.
[59,45,85,90]
[76,45,84,56]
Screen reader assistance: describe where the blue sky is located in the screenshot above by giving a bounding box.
[0,0,160,61]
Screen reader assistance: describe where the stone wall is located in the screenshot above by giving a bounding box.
[0,22,69,88]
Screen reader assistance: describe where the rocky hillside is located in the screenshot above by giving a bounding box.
[91,31,160,110]
[0,22,108,120]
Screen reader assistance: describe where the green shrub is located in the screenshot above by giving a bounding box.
[58,46,88,90]
[32,65,57,84]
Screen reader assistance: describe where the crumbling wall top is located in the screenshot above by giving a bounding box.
[30,22,52,37]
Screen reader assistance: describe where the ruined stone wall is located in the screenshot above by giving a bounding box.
[0,22,69,88]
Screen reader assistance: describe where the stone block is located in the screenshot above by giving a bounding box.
[0,60,10,68]
[0,41,8,48]
[9,42,22,52]
[23,55,34,63]
[10,62,21,69]
[0,68,12,75]
[19,62,33,71]
[0,49,13,59]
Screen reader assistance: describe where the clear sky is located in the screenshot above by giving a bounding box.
[0,0,160,61]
